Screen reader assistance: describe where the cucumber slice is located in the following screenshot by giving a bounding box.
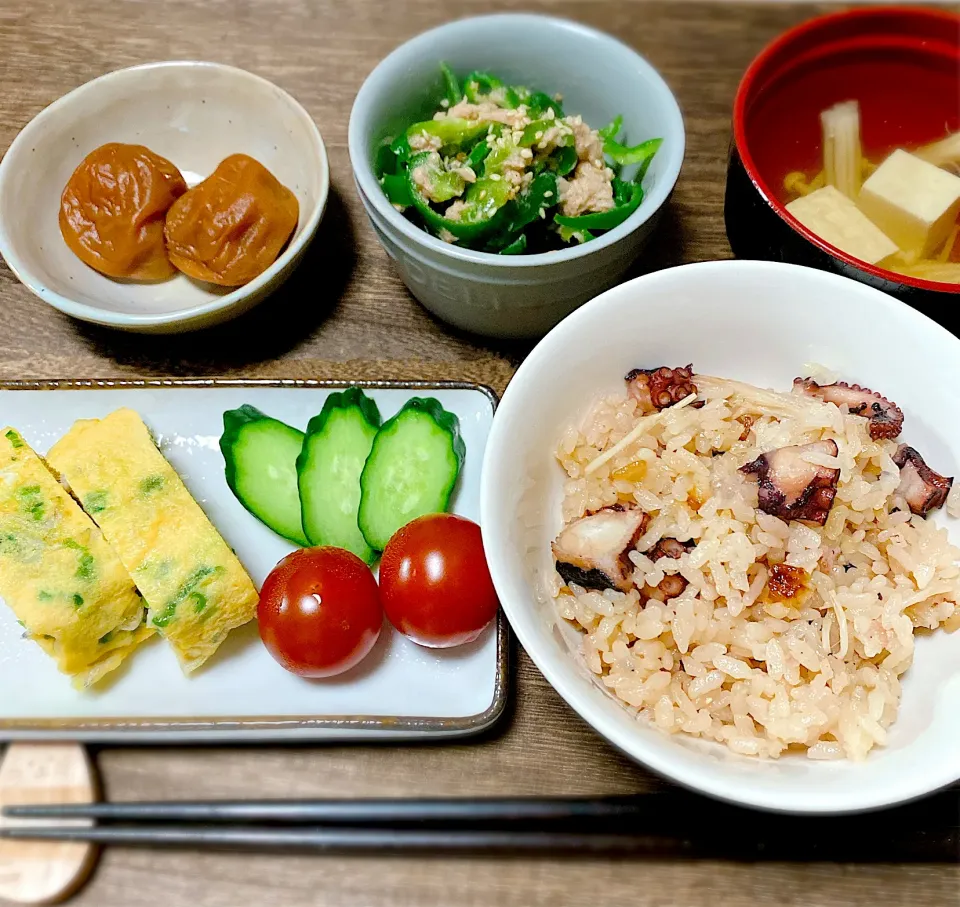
[297,388,382,564]
[220,405,308,545]
[358,398,465,551]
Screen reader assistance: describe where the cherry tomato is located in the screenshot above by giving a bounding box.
[258,547,383,678]
[379,514,498,648]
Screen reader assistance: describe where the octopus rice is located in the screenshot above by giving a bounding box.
[551,365,960,760]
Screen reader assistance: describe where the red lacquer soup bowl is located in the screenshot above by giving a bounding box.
[724,6,960,326]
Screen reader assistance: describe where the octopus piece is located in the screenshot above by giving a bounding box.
[892,445,954,516]
[649,537,695,599]
[793,378,904,441]
[739,440,840,526]
[767,563,807,601]
[649,538,695,561]
[625,365,698,415]
[552,507,648,593]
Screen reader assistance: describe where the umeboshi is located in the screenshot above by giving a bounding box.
[59,143,187,280]
[164,154,299,287]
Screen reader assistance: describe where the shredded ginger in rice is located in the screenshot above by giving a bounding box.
[552,371,960,760]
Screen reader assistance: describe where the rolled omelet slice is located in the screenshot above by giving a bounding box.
[47,409,258,673]
[0,428,153,688]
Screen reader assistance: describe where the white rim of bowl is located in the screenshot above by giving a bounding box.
[481,259,960,814]
[0,61,330,329]
[348,13,685,268]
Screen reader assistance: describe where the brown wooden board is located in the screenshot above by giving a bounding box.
[1,1,959,905]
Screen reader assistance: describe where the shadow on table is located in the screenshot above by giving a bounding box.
[624,200,694,280]
[71,185,357,375]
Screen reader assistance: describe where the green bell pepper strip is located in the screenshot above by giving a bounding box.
[511,83,562,112]
[519,118,574,148]
[533,147,576,177]
[466,139,491,173]
[464,71,502,103]
[633,148,659,184]
[483,171,559,252]
[381,172,414,208]
[447,131,525,230]
[405,152,508,242]
[551,145,579,177]
[506,171,558,234]
[375,144,398,177]
[502,86,523,109]
[612,175,632,207]
[553,183,644,232]
[461,74,561,117]
[558,225,597,244]
[391,134,411,159]
[603,136,662,168]
[598,114,623,143]
[460,173,514,224]
[482,134,521,172]
[526,91,564,119]
[407,151,466,203]
[498,234,527,255]
[440,62,462,106]
[407,187,490,242]
[406,118,491,148]
[375,134,411,178]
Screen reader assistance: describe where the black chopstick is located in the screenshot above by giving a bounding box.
[0,824,684,855]
[3,792,958,862]
[2,794,653,826]
[4,794,659,825]
[0,819,956,861]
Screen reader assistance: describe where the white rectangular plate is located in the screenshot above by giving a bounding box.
[0,380,507,742]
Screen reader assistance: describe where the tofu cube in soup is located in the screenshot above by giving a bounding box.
[785,185,898,265]
[858,149,960,258]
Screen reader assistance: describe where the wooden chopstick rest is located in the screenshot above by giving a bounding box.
[0,743,98,904]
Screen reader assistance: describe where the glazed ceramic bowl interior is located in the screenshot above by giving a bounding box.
[349,13,684,269]
[733,7,960,295]
[347,12,684,339]
[0,61,329,332]
[481,260,960,814]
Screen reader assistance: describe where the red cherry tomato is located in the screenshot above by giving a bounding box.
[258,547,383,678]
[379,514,499,648]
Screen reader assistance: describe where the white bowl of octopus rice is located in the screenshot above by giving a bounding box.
[481,259,960,813]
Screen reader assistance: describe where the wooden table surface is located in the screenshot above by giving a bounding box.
[1,1,958,904]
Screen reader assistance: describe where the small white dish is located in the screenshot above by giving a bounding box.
[0,62,329,333]
[481,260,960,813]
[0,380,505,742]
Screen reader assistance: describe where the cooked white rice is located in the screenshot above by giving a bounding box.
[552,373,960,760]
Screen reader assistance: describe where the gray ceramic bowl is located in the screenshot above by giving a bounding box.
[348,13,685,339]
